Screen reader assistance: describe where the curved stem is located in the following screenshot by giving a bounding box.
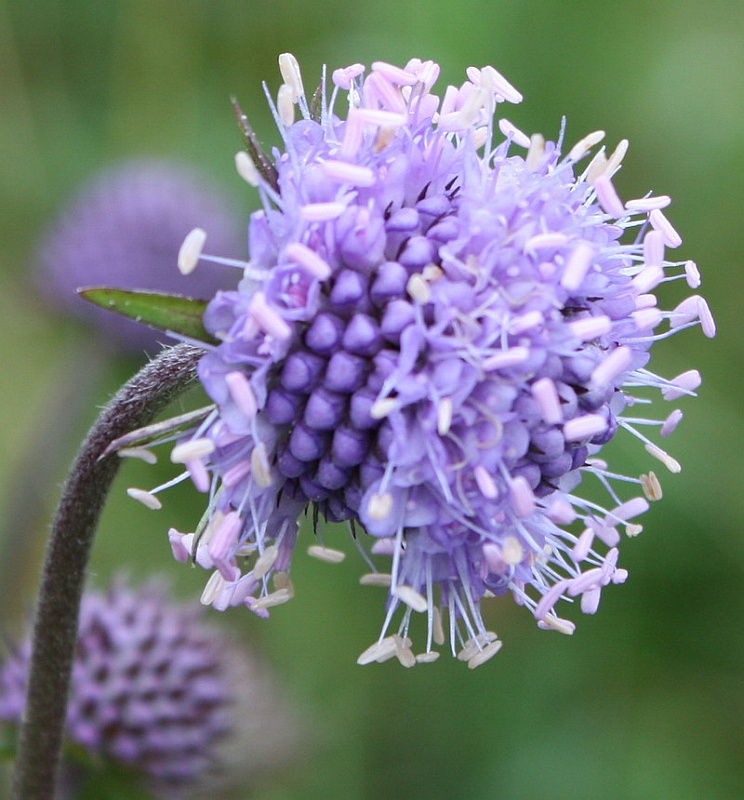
[12,344,202,800]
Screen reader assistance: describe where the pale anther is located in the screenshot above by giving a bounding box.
[127,487,162,510]
[407,273,430,304]
[251,443,273,488]
[307,545,346,564]
[393,585,428,613]
[171,438,215,464]
[359,572,393,587]
[118,447,157,465]
[437,398,453,436]
[177,227,206,275]
[467,639,503,669]
[235,151,260,186]
[253,545,279,579]
[250,588,293,610]
[568,130,605,162]
[644,443,681,474]
[641,472,663,501]
[278,52,304,101]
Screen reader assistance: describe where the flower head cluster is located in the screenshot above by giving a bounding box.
[129,56,714,668]
[0,579,298,796]
[35,159,241,354]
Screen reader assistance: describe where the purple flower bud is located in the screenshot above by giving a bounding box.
[34,159,241,355]
[0,579,300,796]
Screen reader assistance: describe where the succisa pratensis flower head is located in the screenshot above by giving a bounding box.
[34,159,242,355]
[0,578,299,796]
[129,56,714,668]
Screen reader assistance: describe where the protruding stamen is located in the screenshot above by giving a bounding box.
[360,572,393,587]
[278,52,305,101]
[561,241,595,291]
[481,65,523,103]
[590,346,632,389]
[457,631,498,661]
[644,443,681,474]
[284,242,332,280]
[684,260,701,289]
[525,232,568,252]
[593,173,625,217]
[661,409,683,438]
[539,615,575,635]
[525,133,545,171]
[569,315,612,341]
[251,443,273,488]
[568,130,605,162]
[649,208,682,248]
[248,292,292,340]
[370,398,398,419]
[641,472,663,501]
[200,571,225,606]
[474,465,498,499]
[437,398,453,436]
[416,651,441,664]
[509,476,535,518]
[482,347,530,371]
[277,84,295,127]
[498,118,530,147]
[308,545,346,564]
[225,371,258,419]
[467,639,503,669]
[605,138,629,174]
[235,151,260,186]
[625,195,671,212]
[252,545,279,579]
[564,414,608,442]
[393,585,428,613]
[126,487,162,510]
[662,369,702,400]
[118,447,157,465]
[357,636,398,665]
[177,228,206,275]
[631,265,664,294]
[249,588,293,610]
[407,273,431,304]
[300,202,347,221]
[643,229,665,268]
[531,377,563,425]
[321,159,376,188]
[171,437,215,464]
[608,497,649,523]
[371,60,419,86]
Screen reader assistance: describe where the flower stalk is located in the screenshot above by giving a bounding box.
[12,344,201,800]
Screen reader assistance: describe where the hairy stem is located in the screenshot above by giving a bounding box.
[12,344,202,800]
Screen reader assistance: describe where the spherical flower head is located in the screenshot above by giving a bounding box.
[0,578,300,796]
[145,56,714,668]
[34,159,242,355]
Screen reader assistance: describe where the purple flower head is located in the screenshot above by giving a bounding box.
[34,159,242,355]
[132,56,714,667]
[0,578,299,796]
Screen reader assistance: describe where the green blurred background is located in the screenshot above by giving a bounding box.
[1,1,742,798]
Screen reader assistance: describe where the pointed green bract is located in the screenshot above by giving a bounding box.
[79,288,216,344]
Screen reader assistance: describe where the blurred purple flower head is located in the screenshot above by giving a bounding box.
[0,578,299,797]
[131,56,714,667]
[35,159,242,355]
